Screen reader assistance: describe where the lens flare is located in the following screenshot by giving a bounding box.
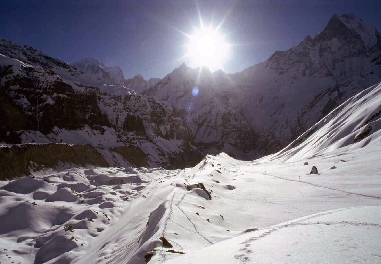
[192,87,199,96]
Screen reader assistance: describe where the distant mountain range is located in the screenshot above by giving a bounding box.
[1,13,381,178]
[72,58,125,86]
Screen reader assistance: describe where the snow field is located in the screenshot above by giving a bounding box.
[0,139,380,263]
[0,167,149,263]
[78,145,381,263]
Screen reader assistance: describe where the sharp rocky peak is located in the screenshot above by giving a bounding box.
[132,74,144,81]
[124,74,145,85]
[337,14,378,49]
[314,14,378,49]
[162,62,194,81]
[72,58,105,69]
[265,13,381,78]
[178,62,188,69]
[313,14,357,43]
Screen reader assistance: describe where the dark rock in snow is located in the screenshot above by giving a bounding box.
[186,183,212,200]
[310,166,318,174]
[159,237,173,248]
[144,252,155,263]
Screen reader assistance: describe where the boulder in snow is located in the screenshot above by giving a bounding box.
[310,166,318,174]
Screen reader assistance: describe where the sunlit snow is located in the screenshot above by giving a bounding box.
[1,83,381,263]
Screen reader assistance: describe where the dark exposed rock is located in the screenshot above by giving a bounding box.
[313,14,359,43]
[186,183,212,200]
[310,166,318,174]
[159,237,173,248]
[354,125,372,143]
[0,144,109,180]
[144,252,155,263]
[0,40,205,174]
[166,249,185,254]
[123,114,145,134]
[111,146,148,168]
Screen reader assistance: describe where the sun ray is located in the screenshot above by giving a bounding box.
[195,0,204,29]
[197,66,203,84]
[216,0,237,31]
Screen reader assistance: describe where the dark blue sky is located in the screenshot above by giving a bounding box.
[1,0,380,79]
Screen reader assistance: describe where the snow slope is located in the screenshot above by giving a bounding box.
[267,82,381,162]
[161,80,381,264]
[0,167,151,263]
[1,127,380,263]
[70,80,381,262]
[1,140,378,264]
[1,82,381,264]
[165,206,381,264]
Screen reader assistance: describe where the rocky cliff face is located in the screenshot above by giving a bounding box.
[142,65,258,158]
[0,40,201,176]
[124,74,160,94]
[0,144,109,180]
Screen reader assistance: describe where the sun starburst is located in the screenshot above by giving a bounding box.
[186,26,230,71]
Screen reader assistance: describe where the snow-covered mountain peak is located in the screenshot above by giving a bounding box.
[337,14,378,49]
[313,14,359,44]
[72,58,125,85]
[265,13,381,79]
[314,14,379,49]
[75,57,104,67]
[123,74,154,94]
[0,38,73,71]
[163,63,197,84]
[132,74,145,81]
[300,34,313,45]
[178,62,188,69]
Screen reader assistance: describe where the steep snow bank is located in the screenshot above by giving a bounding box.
[266,82,381,162]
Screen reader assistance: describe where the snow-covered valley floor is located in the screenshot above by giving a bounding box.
[1,142,380,263]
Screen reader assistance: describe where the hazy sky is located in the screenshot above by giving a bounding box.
[1,0,381,79]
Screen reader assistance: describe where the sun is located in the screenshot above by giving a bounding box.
[186,26,230,71]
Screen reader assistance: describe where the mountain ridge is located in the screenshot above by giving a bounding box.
[72,58,125,85]
[1,13,381,176]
